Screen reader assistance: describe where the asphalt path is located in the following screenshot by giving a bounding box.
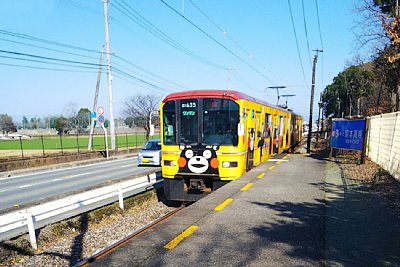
[0,157,159,211]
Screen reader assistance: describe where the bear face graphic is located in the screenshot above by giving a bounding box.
[177,144,219,175]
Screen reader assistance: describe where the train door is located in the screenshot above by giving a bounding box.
[253,110,262,166]
[264,112,272,161]
[246,109,255,171]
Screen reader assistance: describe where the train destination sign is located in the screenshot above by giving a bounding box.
[330,119,366,151]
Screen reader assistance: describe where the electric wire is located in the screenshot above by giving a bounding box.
[111,0,225,69]
[0,30,101,54]
[187,0,280,84]
[160,0,276,85]
[0,49,105,67]
[0,62,102,73]
[315,0,324,49]
[287,0,309,86]
[1,29,186,91]
[302,0,312,67]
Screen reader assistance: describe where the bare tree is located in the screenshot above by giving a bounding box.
[122,94,162,141]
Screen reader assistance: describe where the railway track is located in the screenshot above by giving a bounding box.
[76,204,186,266]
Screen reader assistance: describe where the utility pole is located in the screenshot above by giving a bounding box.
[307,49,323,153]
[267,86,286,106]
[88,47,104,150]
[104,0,116,150]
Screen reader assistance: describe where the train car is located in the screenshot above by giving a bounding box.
[160,90,303,201]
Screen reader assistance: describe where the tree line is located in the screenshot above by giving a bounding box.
[322,0,400,118]
[1,94,160,140]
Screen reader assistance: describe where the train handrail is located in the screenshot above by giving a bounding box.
[0,172,160,249]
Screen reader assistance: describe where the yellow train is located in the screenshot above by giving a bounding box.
[160,90,303,201]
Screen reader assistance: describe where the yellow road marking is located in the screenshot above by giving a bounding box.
[257,172,265,179]
[277,161,282,165]
[283,156,288,160]
[240,183,253,191]
[13,204,19,208]
[164,225,199,250]
[214,198,233,211]
[268,165,275,170]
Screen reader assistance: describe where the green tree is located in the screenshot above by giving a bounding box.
[0,114,17,134]
[124,116,135,128]
[55,116,69,135]
[75,108,91,133]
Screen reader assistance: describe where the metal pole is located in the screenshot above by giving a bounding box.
[307,49,323,153]
[19,136,24,159]
[59,134,64,156]
[125,133,129,150]
[41,135,45,157]
[76,132,80,154]
[88,47,104,150]
[103,0,116,150]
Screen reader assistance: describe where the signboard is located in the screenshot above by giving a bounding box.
[91,112,97,118]
[98,115,105,124]
[331,119,366,151]
[97,106,104,115]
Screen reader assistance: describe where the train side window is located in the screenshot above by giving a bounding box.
[163,100,177,145]
[265,113,272,138]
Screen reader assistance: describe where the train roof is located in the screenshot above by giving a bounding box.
[162,89,293,114]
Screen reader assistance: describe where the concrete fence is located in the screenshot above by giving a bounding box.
[367,112,400,180]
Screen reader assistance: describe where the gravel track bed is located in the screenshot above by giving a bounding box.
[0,191,176,267]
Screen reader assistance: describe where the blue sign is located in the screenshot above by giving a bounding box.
[98,115,105,124]
[331,119,366,151]
[91,112,96,118]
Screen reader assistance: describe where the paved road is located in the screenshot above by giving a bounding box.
[0,157,159,211]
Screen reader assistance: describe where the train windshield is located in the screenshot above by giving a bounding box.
[163,98,239,146]
[203,99,239,145]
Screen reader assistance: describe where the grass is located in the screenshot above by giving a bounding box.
[0,133,160,151]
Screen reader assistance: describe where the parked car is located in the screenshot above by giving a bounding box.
[138,139,161,166]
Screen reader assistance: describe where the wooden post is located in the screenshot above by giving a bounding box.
[360,118,369,164]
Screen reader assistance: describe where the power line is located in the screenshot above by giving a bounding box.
[0,49,105,67]
[0,62,102,73]
[111,0,225,69]
[0,30,101,54]
[302,0,312,67]
[287,0,309,86]
[0,38,100,60]
[187,0,279,84]
[315,0,324,49]
[160,0,276,85]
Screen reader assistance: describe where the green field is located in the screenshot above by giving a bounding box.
[0,133,160,151]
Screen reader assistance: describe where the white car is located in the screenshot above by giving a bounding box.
[138,139,161,166]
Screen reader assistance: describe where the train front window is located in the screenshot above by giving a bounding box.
[203,98,239,146]
[180,99,199,144]
[163,100,177,145]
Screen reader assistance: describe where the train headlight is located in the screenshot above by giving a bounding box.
[164,160,177,166]
[222,161,238,168]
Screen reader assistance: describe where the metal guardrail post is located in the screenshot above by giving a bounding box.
[41,135,45,157]
[25,211,38,250]
[125,133,129,150]
[117,185,124,210]
[76,132,80,154]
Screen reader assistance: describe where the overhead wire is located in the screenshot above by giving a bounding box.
[111,0,225,69]
[0,29,187,92]
[187,0,279,83]
[287,0,309,86]
[160,0,277,85]
[0,62,102,73]
[301,0,312,67]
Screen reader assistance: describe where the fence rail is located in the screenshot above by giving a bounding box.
[0,172,161,249]
[0,132,159,161]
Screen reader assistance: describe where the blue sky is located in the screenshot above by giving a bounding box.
[0,0,364,123]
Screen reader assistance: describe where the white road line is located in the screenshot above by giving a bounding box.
[267,159,289,162]
[19,184,32,188]
[8,157,137,179]
[0,189,7,193]
[51,178,63,182]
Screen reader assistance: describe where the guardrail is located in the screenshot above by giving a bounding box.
[0,173,160,249]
